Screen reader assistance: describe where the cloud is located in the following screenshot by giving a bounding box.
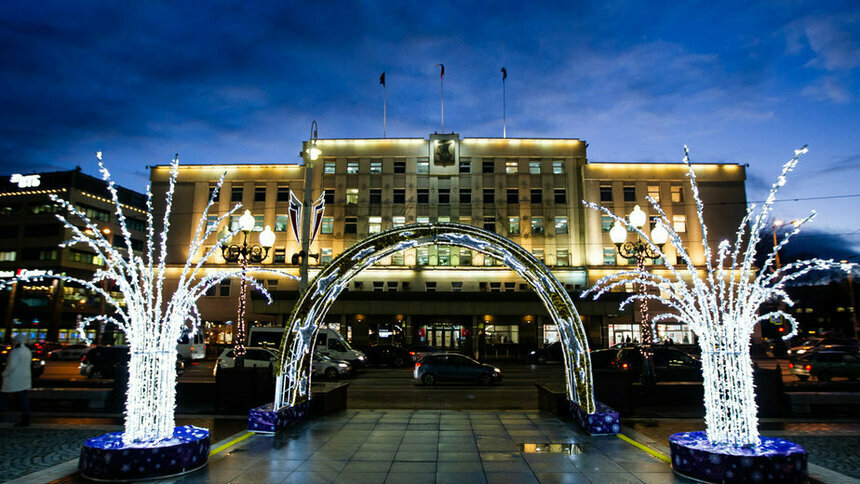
[802,77,851,103]
[787,13,860,72]
[818,153,860,175]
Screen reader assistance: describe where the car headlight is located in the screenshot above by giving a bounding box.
[357,355,366,361]
[338,363,349,368]
[797,349,806,354]
[529,351,536,355]
[40,360,46,366]
[493,368,501,373]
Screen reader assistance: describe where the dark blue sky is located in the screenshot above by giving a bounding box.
[1,1,858,251]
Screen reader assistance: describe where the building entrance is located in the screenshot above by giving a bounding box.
[422,323,463,350]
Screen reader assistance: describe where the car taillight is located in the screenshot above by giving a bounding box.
[409,351,416,356]
[190,346,195,351]
[415,362,421,368]
[805,365,812,371]
[788,363,793,368]
[622,363,628,369]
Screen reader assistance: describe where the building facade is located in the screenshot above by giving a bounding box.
[0,168,148,344]
[152,134,747,355]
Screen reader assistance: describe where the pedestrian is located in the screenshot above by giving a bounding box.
[1,334,32,426]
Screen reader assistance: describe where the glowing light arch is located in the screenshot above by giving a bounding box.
[274,223,594,412]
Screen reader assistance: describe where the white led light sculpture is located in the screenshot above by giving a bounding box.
[1,153,292,446]
[584,146,856,447]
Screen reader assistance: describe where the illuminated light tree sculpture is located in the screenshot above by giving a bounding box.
[584,146,854,481]
[2,153,288,479]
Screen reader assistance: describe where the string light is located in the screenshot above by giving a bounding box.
[583,145,856,448]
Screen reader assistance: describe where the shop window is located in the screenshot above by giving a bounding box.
[532,248,544,262]
[417,247,429,265]
[602,215,614,232]
[603,247,616,265]
[459,248,472,266]
[438,246,450,266]
[391,252,404,265]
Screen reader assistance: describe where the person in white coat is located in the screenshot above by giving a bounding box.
[1,334,32,426]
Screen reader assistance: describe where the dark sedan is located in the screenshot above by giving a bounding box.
[365,344,410,367]
[615,346,702,382]
[413,353,502,385]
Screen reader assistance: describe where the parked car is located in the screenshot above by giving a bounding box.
[414,353,502,385]
[28,340,64,359]
[406,344,437,363]
[1,344,46,380]
[614,346,703,382]
[50,343,93,360]
[80,346,184,379]
[312,352,352,379]
[529,342,563,364]
[249,327,367,366]
[789,351,860,381]
[788,338,858,359]
[589,348,623,370]
[365,344,410,367]
[213,347,277,375]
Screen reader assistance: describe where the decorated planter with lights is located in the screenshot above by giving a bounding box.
[570,400,620,435]
[669,431,807,483]
[248,399,311,434]
[79,425,210,482]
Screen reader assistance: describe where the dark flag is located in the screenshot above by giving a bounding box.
[379,72,385,86]
[438,64,444,78]
[501,67,507,80]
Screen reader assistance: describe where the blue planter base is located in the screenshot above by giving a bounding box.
[669,431,807,483]
[248,399,311,434]
[79,425,210,482]
[570,400,620,435]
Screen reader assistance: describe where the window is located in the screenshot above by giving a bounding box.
[601,215,613,232]
[347,161,359,174]
[323,162,336,174]
[231,186,243,202]
[229,215,240,231]
[126,218,146,232]
[530,188,542,204]
[208,184,220,202]
[505,160,518,174]
[451,281,463,292]
[373,281,385,292]
[344,217,357,234]
[673,214,687,233]
[425,281,437,292]
[599,185,613,202]
[254,186,266,202]
[483,216,496,232]
[324,189,334,204]
[218,282,231,297]
[393,189,405,204]
[387,281,398,292]
[0,250,17,261]
[438,246,450,266]
[482,159,494,173]
[459,248,472,265]
[438,189,450,204]
[71,250,104,266]
[531,217,544,234]
[459,189,471,204]
[648,185,660,202]
[417,159,429,174]
[392,216,406,227]
[554,189,567,204]
[206,215,218,231]
[321,217,334,234]
[391,252,404,265]
[76,204,110,223]
[459,216,471,225]
[459,160,471,173]
[529,160,541,174]
[508,217,520,234]
[671,186,683,203]
[277,186,290,202]
[553,160,565,174]
[489,282,501,292]
[370,189,382,204]
[557,249,570,266]
[438,216,450,223]
[346,189,359,204]
[253,216,264,231]
[506,188,518,204]
[555,216,568,234]
[604,248,616,265]
[504,282,516,292]
[368,216,382,233]
[417,216,430,224]
[370,160,382,173]
[417,247,429,265]
[533,248,544,261]
[417,189,429,203]
[394,160,406,173]
[623,186,636,202]
[275,215,290,232]
[273,248,285,263]
[483,189,494,203]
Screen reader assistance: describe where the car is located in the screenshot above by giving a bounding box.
[589,348,623,370]
[50,343,93,360]
[365,344,410,367]
[0,344,46,380]
[789,351,860,381]
[614,346,702,382]
[28,340,64,359]
[406,344,437,363]
[529,342,563,364]
[213,347,277,375]
[788,338,858,359]
[312,352,352,379]
[80,346,184,379]
[413,353,502,385]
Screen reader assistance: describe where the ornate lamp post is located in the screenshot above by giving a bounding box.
[609,205,668,380]
[219,210,275,367]
[299,121,321,294]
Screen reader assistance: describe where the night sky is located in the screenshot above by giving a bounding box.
[1,1,858,254]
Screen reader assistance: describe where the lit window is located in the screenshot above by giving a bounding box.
[320,217,334,234]
[505,160,518,174]
[602,215,613,232]
[671,185,683,203]
[391,252,404,265]
[508,217,520,234]
[531,217,544,235]
[0,250,17,262]
[673,214,687,233]
[648,185,660,202]
[555,216,568,234]
[532,248,544,261]
[603,248,616,265]
[459,248,472,265]
[275,215,290,232]
[368,216,382,233]
[253,216,264,231]
[599,185,612,202]
[392,216,406,228]
[370,160,382,173]
[459,216,471,225]
[417,216,430,224]
[623,186,636,202]
[206,215,218,230]
[346,189,359,204]
[437,216,450,223]
[417,248,429,265]
[552,160,564,174]
[529,160,541,174]
[323,162,336,174]
[557,249,570,266]
[417,159,429,174]
[438,246,451,266]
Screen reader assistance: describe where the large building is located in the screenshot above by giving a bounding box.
[0,168,148,344]
[152,133,747,356]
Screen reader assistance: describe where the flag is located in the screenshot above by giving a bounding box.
[437,64,444,78]
[501,67,507,80]
[379,72,385,86]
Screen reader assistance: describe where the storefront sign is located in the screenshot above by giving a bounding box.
[10,173,41,188]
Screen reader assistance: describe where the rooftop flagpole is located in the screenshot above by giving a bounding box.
[501,67,507,138]
[437,64,445,133]
[379,72,386,138]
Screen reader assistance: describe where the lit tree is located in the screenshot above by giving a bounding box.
[584,146,854,447]
[3,153,280,445]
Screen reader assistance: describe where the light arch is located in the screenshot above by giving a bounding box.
[274,223,594,412]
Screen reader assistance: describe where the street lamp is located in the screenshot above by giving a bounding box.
[610,205,668,381]
[299,121,321,293]
[218,210,275,367]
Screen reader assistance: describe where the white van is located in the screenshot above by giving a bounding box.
[177,330,206,360]
[248,327,367,366]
